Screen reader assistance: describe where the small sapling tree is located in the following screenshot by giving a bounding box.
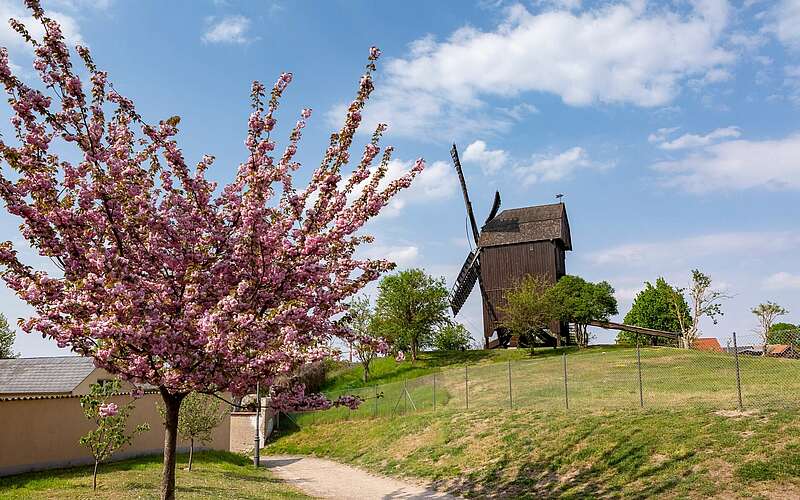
[79,380,149,490]
[499,275,556,347]
[341,296,385,382]
[159,392,228,471]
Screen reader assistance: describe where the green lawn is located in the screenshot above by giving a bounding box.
[294,346,800,426]
[0,451,309,499]
[267,405,800,499]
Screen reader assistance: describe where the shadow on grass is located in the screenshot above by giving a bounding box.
[433,421,696,499]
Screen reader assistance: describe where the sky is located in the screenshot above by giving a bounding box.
[2,0,800,356]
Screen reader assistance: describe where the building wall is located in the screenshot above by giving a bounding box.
[229,403,274,454]
[0,392,231,477]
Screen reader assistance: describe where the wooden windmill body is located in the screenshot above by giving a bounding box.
[449,145,573,349]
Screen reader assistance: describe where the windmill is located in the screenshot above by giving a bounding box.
[449,143,573,348]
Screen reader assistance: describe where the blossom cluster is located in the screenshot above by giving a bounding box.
[98,402,119,418]
[0,1,424,408]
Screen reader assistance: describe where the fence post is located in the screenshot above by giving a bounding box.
[637,341,644,408]
[563,352,569,410]
[508,360,513,409]
[433,373,437,412]
[733,331,744,411]
[403,379,408,414]
[374,385,378,418]
[465,365,469,410]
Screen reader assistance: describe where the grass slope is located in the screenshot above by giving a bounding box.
[267,406,800,499]
[304,346,800,426]
[0,451,308,499]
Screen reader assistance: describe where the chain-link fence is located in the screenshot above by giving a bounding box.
[287,331,800,427]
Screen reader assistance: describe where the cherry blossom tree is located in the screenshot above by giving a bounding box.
[0,2,422,498]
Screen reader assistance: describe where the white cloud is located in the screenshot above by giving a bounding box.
[347,1,733,140]
[767,0,800,49]
[587,231,800,268]
[764,271,800,290]
[361,244,420,267]
[514,146,605,185]
[0,1,84,53]
[343,159,456,218]
[652,132,800,192]
[462,140,509,175]
[654,126,741,150]
[202,15,253,45]
[648,127,681,144]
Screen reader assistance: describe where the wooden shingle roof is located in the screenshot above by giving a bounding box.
[0,356,96,394]
[478,203,571,250]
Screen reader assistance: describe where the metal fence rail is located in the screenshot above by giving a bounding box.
[288,332,800,426]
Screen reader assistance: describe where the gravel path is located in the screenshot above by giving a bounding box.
[264,455,458,500]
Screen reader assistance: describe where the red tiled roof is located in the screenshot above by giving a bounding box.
[693,338,722,352]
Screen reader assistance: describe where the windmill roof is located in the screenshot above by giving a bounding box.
[0,356,96,394]
[478,203,571,250]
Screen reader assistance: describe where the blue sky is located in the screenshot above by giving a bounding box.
[2,0,800,356]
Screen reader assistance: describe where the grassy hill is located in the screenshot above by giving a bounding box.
[269,346,800,497]
[268,406,800,498]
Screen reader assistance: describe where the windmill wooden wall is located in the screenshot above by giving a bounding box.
[480,241,567,345]
[478,203,571,347]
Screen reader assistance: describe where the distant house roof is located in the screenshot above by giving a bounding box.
[478,203,572,250]
[0,356,96,394]
[693,338,723,352]
[767,344,796,356]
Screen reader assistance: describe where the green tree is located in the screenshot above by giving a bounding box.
[549,275,618,347]
[79,380,149,490]
[159,392,228,471]
[433,322,472,351]
[0,313,17,358]
[752,302,789,355]
[499,275,557,346]
[341,296,381,382]
[768,322,799,345]
[374,269,449,362]
[617,278,690,346]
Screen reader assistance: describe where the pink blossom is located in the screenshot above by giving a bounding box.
[99,403,118,418]
[395,351,405,362]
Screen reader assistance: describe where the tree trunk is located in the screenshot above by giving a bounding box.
[93,460,98,490]
[362,362,369,383]
[160,388,186,500]
[411,340,418,362]
[188,438,194,471]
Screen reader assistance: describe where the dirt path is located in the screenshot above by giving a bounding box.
[264,455,458,499]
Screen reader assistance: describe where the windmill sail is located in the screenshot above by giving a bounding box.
[451,144,481,246]
[484,190,501,225]
[450,250,480,315]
